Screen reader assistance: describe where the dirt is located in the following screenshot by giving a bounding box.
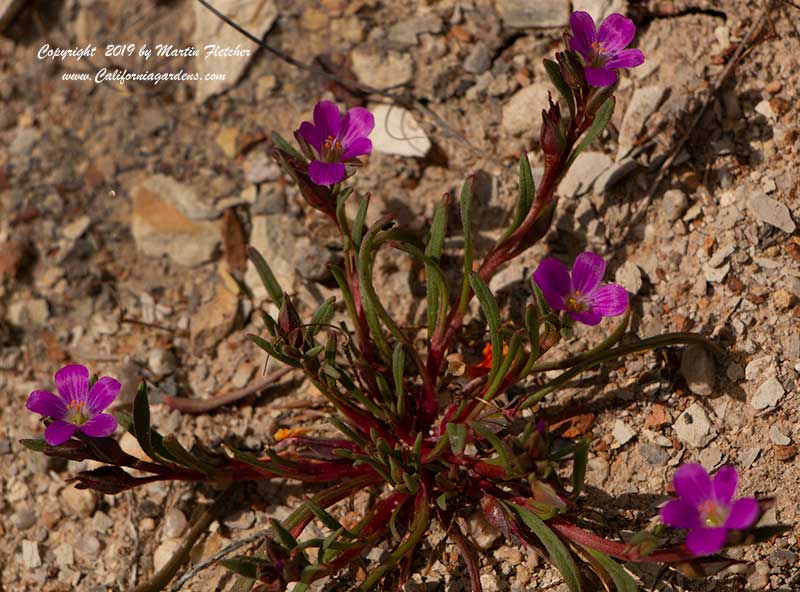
[0,0,798,591]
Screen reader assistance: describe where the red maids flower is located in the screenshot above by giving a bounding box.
[568,11,645,87]
[532,252,628,326]
[297,100,374,186]
[661,463,759,556]
[26,364,120,446]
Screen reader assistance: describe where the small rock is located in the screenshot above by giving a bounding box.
[148,348,178,379]
[463,43,492,74]
[772,288,796,311]
[748,192,796,233]
[768,548,796,568]
[673,403,715,448]
[502,84,550,134]
[660,189,688,222]
[92,510,114,534]
[614,260,642,294]
[163,508,188,538]
[74,534,101,558]
[768,425,791,446]
[351,48,413,89]
[242,151,280,185]
[370,104,431,157]
[154,539,181,572]
[640,444,669,466]
[480,574,501,592]
[190,285,239,351]
[750,377,785,410]
[224,509,256,530]
[300,7,328,31]
[10,509,36,530]
[60,486,96,517]
[0,240,26,279]
[595,159,639,193]
[216,127,239,159]
[61,216,91,241]
[54,542,74,567]
[611,419,636,447]
[617,85,666,159]
[21,540,41,569]
[739,446,760,468]
[7,298,49,328]
[679,344,716,396]
[463,511,501,550]
[495,0,569,27]
[387,14,442,46]
[136,174,217,220]
[754,100,776,120]
[559,151,612,197]
[699,446,722,470]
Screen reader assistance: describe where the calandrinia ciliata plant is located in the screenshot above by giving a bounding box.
[22,11,786,592]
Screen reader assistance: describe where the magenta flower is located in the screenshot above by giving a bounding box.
[26,364,120,446]
[568,11,644,87]
[532,252,628,326]
[297,100,374,186]
[661,463,759,556]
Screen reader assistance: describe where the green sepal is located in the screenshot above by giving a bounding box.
[247,247,284,306]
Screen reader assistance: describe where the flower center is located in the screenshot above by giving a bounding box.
[699,499,728,527]
[66,400,90,426]
[322,135,344,162]
[591,41,608,56]
[565,290,587,313]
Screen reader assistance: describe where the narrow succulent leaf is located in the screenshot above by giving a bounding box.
[305,499,356,538]
[162,436,219,476]
[426,197,448,261]
[436,493,449,511]
[335,187,353,243]
[567,97,614,169]
[471,422,517,478]
[248,334,302,367]
[510,502,582,592]
[261,311,278,337]
[483,331,523,402]
[544,58,575,119]
[304,344,325,359]
[499,155,536,245]
[412,432,423,465]
[458,177,474,314]
[468,272,503,377]
[133,383,157,461]
[272,131,306,161]
[352,194,370,248]
[220,557,263,580]
[309,297,336,335]
[270,518,299,549]
[375,373,395,411]
[446,423,468,455]
[572,439,589,497]
[583,548,638,592]
[329,416,369,447]
[402,473,419,494]
[329,266,360,334]
[392,343,406,416]
[247,247,284,305]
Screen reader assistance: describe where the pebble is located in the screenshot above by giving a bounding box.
[679,344,716,396]
[768,548,796,568]
[54,542,75,567]
[614,260,642,295]
[11,509,37,530]
[502,84,550,134]
[74,534,101,558]
[463,43,491,74]
[495,0,569,27]
[739,446,760,468]
[369,104,431,157]
[148,348,178,379]
[163,508,188,538]
[750,377,785,410]
[699,446,722,470]
[190,285,239,352]
[748,192,796,233]
[480,573,501,592]
[7,298,49,328]
[755,100,776,120]
[768,425,791,446]
[61,216,91,241]
[640,444,669,466]
[559,151,612,197]
[673,402,714,448]
[660,189,688,222]
[617,85,666,159]
[154,539,181,572]
[21,540,42,569]
[224,509,256,530]
[60,487,96,517]
[463,511,501,550]
[92,510,114,534]
[611,419,636,447]
[350,48,413,89]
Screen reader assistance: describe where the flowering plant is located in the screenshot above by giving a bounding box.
[22,11,785,592]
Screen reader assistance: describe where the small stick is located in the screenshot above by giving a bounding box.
[163,366,293,413]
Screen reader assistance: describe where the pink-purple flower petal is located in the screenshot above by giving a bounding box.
[313,101,342,138]
[86,377,121,414]
[673,463,712,505]
[45,420,78,446]
[568,11,596,57]
[660,499,702,529]
[724,498,759,530]
[712,465,738,506]
[308,161,347,186]
[588,284,628,317]
[80,413,118,438]
[570,308,602,326]
[571,252,606,295]
[604,48,645,70]
[26,390,67,419]
[340,107,375,147]
[585,66,618,87]
[597,13,637,52]
[54,364,89,404]
[685,527,727,556]
[298,121,324,153]
[533,258,571,311]
[343,137,373,159]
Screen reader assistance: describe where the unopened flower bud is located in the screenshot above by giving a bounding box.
[556,50,585,89]
[278,293,303,348]
[540,95,566,157]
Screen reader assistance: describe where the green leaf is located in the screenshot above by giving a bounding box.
[471,422,517,478]
[270,518,299,549]
[499,155,536,245]
[457,177,474,314]
[583,548,638,592]
[305,499,356,538]
[272,131,306,161]
[510,502,582,592]
[544,58,575,120]
[572,439,589,496]
[566,97,615,169]
[247,334,302,367]
[133,383,157,461]
[221,556,264,580]
[247,247,284,305]
[468,272,502,377]
[162,436,219,476]
[426,197,448,261]
[20,438,46,452]
[392,343,406,416]
[352,194,370,248]
[309,297,336,335]
[445,423,468,455]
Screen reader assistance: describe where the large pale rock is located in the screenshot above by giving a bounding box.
[370,104,431,157]
[502,84,550,134]
[617,85,666,160]
[559,151,612,197]
[131,184,220,267]
[190,284,239,351]
[679,344,716,396]
[748,192,796,233]
[351,48,413,89]
[495,0,569,28]
[245,215,297,304]
[193,0,278,103]
[673,402,714,448]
